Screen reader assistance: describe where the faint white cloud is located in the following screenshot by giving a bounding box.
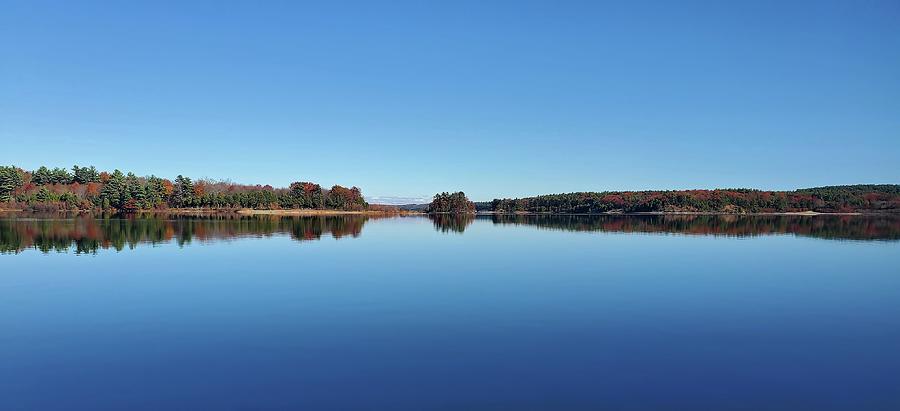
[366,196,430,205]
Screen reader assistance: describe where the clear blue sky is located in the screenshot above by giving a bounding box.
[2,1,898,202]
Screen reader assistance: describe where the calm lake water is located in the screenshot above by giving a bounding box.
[1,213,899,410]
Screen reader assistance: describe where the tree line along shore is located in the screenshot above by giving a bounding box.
[1,165,898,215]
[427,186,900,214]
[484,185,900,214]
[0,165,367,213]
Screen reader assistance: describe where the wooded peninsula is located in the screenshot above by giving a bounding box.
[0,165,366,212]
[1,165,898,214]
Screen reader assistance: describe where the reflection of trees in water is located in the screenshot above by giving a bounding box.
[488,214,900,241]
[428,214,475,233]
[0,213,375,254]
[3,213,898,254]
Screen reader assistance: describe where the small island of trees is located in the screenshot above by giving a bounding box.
[427,192,476,213]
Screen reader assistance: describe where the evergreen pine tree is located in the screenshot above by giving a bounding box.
[173,175,195,207]
[100,170,126,208]
[0,166,24,202]
[32,166,52,185]
[126,173,146,207]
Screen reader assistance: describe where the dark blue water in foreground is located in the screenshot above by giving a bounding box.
[1,214,899,410]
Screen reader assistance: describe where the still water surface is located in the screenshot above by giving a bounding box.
[1,214,899,410]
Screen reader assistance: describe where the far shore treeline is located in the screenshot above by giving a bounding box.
[0,165,367,212]
[2,165,898,214]
[489,185,900,214]
[417,186,900,214]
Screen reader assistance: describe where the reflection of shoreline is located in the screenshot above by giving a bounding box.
[3,213,899,255]
[0,214,386,254]
[0,209,417,216]
[483,214,900,241]
[477,211,893,216]
[236,209,416,216]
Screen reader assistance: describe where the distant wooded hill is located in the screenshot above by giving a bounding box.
[490,185,900,214]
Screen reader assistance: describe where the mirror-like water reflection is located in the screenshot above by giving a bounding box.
[0,213,373,254]
[485,214,900,241]
[430,214,900,241]
[2,212,899,410]
[2,213,898,254]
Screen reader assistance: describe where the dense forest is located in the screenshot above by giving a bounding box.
[490,185,900,214]
[427,192,476,213]
[0,165,367,212]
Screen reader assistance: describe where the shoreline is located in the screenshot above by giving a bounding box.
[2,208,895,217]
[475,210,872,216]
[235,209,413,216]
[0,207,416,216]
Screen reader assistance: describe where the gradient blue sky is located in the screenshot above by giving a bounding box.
[2,1,898,202]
